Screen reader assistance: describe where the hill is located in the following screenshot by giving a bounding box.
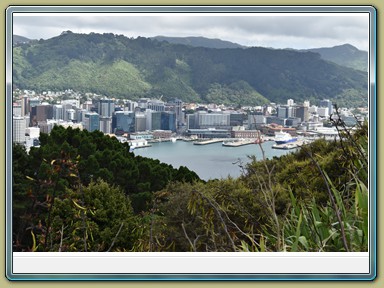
[152,36,245,49]
[304,44,368,72]
[13,35,34,44]
[13,32,368,107]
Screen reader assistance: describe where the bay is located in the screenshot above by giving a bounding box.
[133,140,294,181]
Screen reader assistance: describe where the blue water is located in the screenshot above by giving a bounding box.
[134,140,293,180]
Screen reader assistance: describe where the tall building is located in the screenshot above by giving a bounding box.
[13,116,26,143]
[84,112,100,132]
[295,106,309,122]
[99,116,112,134]
[53,105,64,120]
[113,111,135,134]
[98,98,115,117]
[287,99,295,106]
[135,112,147,132]
[147,99,165,112]
[320,99,333,115]
[196,112,230,129]
[168,98,183,127]
[161,111,176,132]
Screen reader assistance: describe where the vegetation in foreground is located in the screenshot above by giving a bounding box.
[12,120,368,252]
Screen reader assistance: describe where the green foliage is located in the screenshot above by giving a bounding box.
[13,32,367,106]
[12,120,369,252]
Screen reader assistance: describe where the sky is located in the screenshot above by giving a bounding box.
[12,12,370,51]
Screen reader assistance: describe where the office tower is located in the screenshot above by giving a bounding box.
[98,98,115,117]
[113,111,135,134]
[99,117,112,134]
[84,112,100,132]
[161,111,176,132]
[320,99,333,115]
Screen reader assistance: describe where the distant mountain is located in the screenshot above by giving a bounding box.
[13,35,34,44]
[304,44,368,72]
[152,36,245,49]
[13,32,368,107]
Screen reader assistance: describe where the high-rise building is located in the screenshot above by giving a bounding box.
[168,98,183,127]
[53,105,64,120]
[295,106,309,122]
[161,111,176,132]
[113,111,135,134]
[287,99,295,106]
[99,116,112,134]
[320,99,333,115]
[135,112,147,132]
[147,99,165,112]
[84,112,100,132]
[13,116,26,143]
[98,98,115,117]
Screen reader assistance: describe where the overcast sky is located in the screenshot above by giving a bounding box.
[13,12,370,51]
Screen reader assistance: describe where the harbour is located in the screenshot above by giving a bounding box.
[133,140,294,180]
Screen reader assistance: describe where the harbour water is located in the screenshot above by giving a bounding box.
[133,140,294,180]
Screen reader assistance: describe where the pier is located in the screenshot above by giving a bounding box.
[193,139,226,145]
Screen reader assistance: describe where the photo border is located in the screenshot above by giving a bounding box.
[5,4,377,281]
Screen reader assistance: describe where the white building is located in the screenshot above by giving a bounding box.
[13,116,26,143]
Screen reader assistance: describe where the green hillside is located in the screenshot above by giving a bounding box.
[306,44,368,72]
[13,32,368,107]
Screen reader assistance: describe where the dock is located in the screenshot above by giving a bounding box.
[222,139,256,147]
[193,139,225,145]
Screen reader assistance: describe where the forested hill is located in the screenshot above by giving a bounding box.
[305,44,368,72]
[13,32,368,107]
[151,36,245,49]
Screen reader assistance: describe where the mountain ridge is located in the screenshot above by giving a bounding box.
[13,32,368,107]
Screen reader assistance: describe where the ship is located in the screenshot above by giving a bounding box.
[274,131,297,145]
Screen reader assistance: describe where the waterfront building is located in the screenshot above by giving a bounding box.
[161,111,176,132]
[130,132,153,140]
[187,128,230,139]
[152,130,172,140]
[151,111,162,131]
[229,112,244,127]
[135,112,147,132]
[13,116,26,143]
[112,111,135,134]
[231,130,260,139]
[248,113,266,130]
[128,139,149,149]
[261,123,297,136]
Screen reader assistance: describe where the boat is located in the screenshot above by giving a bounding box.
[274,131,297,145]
[171,137,177,143]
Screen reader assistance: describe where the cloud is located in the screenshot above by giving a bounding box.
[12,13,369,50]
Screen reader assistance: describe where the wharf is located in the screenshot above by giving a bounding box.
[193,139,225,145]
[222,139,256,147]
